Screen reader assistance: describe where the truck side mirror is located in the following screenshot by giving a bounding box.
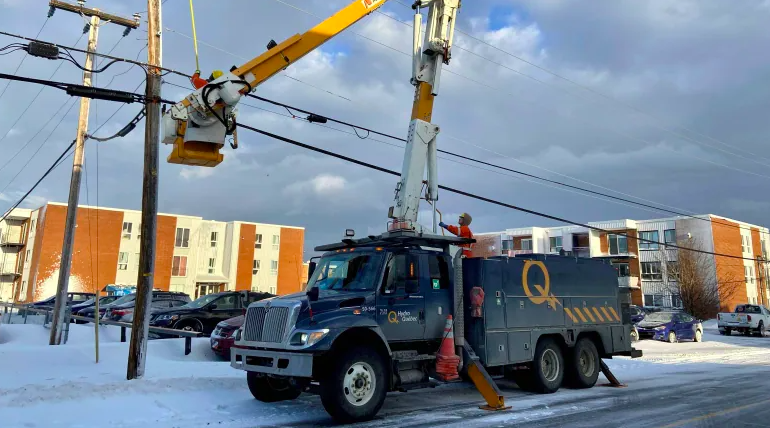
[308,261,317,280]
[307,286,319,302]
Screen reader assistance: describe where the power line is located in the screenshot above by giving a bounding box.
[0,139,75,224]
[0,72,156,104]
[389,0,770,164]
[268,0,770,180]
[235,121,764,263]
[0,18,50,102]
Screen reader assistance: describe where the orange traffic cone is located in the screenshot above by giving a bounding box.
[435,315,460,381]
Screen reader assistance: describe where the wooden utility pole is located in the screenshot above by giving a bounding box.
[47,1,140,346]
[127,0,162,380]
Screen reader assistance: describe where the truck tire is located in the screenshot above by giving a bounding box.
[720,328,731,336]
[756,321,765,337]
[320,346,387,423]
[247,372,302,403]
[565,338,599,389]
[529,338,564,394]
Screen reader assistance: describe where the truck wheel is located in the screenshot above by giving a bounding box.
[565,338,599,389]
[320,346,387,423]
[667,331,676,343]
[246,372,302,402]
[530,338,564,394]
[756,322,765,337]
[720,328,731,336]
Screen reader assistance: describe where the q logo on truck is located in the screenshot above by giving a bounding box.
[522,260,560,310]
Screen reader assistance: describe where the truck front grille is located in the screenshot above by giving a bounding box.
[244,306,289,343]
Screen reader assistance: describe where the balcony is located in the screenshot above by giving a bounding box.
[509,249,533,256]
[0,233,24,247]
[617,276,640,288]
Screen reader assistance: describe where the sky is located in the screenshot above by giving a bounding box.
[1,0,770,257]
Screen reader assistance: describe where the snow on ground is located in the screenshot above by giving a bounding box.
[2,320,770,427]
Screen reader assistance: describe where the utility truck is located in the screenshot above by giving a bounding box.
[162,0,641,423]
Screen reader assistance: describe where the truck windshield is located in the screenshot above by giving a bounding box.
[309,252,383,291]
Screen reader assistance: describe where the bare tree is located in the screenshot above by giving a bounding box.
[662,238,743,320]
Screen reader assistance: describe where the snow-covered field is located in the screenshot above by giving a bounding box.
[1,320,769,427]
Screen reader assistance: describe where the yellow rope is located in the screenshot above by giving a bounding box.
[188,0,200,73]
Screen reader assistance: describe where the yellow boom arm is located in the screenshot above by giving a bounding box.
[163,0,391,167]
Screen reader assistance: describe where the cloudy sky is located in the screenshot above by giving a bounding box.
[1,0,769,255]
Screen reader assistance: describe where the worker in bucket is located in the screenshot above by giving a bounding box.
[440,213,474,257]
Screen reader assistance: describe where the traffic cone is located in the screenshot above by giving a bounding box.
[435,315,460,381]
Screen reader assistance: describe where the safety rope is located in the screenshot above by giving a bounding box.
[188,0,200,73]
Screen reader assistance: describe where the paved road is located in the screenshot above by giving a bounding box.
[280,364,770,428]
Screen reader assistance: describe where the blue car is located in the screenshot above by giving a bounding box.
[630,305,645,324]
[635,311,703,343]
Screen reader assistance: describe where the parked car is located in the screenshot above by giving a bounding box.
[718,304,770,337]
[636,311,703,343]
[27,292,94,310]
[77,293,138,320]
[630,305,645,324]
[71,295,121,323]
[210,315,243,358]
[150,291,273,336]
[105,291,191,322]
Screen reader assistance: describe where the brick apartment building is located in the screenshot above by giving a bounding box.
[474,214,770,312]
[0,202,307,303]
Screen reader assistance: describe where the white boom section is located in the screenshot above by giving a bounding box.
[390,0,459,233]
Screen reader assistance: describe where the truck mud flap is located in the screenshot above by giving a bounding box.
[462,343,511,411]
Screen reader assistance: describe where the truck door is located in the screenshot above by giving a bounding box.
[377,252,426,341]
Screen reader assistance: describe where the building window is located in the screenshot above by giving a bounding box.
[639,231,659,250]
[644,294,664,307]
[210,231,218,248]
[671,295,682,308]
[255,234,263,249]
[270,260,278,275]
[641,262,662,280]
[122,222,132,239]
[742,235,752,254]
[549,236,563,253]
[175,228,190,248]
[272,234,280,250]
[171,255,188,276]
[746,266,755,284]
[521,238,532,251]
[118,252,129,270]
[612,262,630,277]
[208,258,215,274]
[501,239,513,252]
[608,234,628,255]
[20,280,27,296]
[253,260,260,275]
[31,219,35,230]
[664,229,676,245]
[269,285,277,294]
[25,249,30,261]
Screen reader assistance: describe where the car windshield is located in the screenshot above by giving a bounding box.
[100,296,118,304]
[109,294,136,306]
[645,312,674,322]
[183,294,221,309]
[79,298,96,305]
[308,252,383,291]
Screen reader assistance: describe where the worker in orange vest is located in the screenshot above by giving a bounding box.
[440,213,474,257]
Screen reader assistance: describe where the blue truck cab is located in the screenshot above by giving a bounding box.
[230,231,641,423]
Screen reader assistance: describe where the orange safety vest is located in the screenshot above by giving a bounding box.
[446,225,474,257]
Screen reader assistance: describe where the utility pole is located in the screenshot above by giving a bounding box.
[48,1,140,346]
[127,0,162,380]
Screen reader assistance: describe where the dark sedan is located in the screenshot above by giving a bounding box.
[77,293,137,320]
[210,315,243,358]
[71,295,120,323]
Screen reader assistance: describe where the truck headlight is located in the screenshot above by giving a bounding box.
[290,329,329,346]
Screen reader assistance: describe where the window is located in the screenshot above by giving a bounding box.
[382,254,419,294]
[175,228,190,248]
[521,238,532,251]
[272,234,280,250]
[641,262,662,280]
[210,231,218,248]
[25,249,30,261]
[255,234,263,249]
[270,260,278,275]
[612,262,630,277]
[118,252,129,270]
[664,229,676,244]
[501,240,513,251]
[269,285,277,294]
[171,255,188,276]
[208,258,215,274]
[122,222,133,239]
[608,234,628,255]
[639,231,659,250]
[20,280,27,296]
[31,219,35,230]
[253,260,260,275]
[428,255,450,290]
[135,253,140,266]
[308,253,384,291]
[746,266,755,284]
[549,236,563,253]
[672,295,683,309]
[213,295,237,310]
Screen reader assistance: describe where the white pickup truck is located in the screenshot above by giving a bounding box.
[717,304,770,337]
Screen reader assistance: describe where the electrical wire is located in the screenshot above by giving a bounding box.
[0,139,75,224]
[235,121,764,263]
[0,18,50,102]
[0,72,157,104]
